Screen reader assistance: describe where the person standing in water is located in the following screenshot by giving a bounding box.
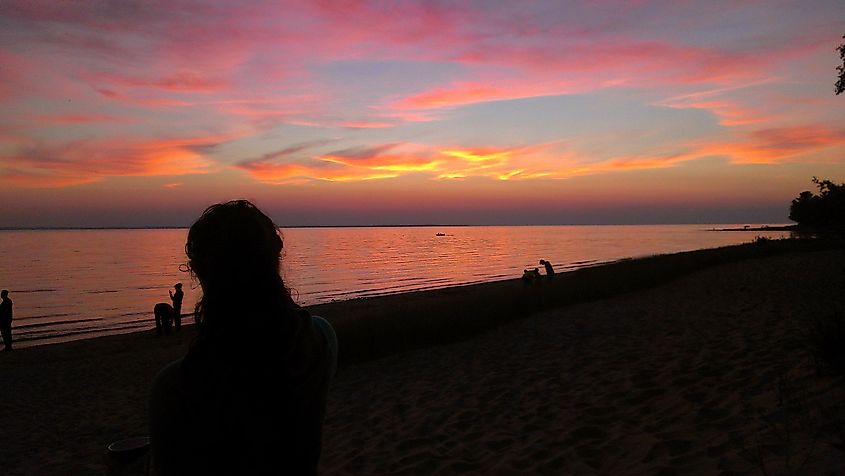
[0,290,13,351]
[169,283,184,331]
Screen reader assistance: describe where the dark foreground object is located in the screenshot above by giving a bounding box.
[104,437,150,475]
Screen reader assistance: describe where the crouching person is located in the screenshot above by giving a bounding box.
[154,303,173,336]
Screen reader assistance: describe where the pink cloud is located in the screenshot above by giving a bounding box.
[35,114,135,125]
[3,0,828,137]
[660,98,775,126]
[393,83,511,110]
[722,125,845,163]
[90,72,229,93]
[2,0,841,202]
[210,96,327,128]
[386,38,782,114]
[578,124,845,172]
[339,120,396,129]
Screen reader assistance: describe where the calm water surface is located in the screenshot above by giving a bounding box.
[0,225,790,347]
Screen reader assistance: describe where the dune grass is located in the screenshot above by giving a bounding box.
[312,237,844,363]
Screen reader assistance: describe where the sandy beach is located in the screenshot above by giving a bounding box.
[1,245,844,474]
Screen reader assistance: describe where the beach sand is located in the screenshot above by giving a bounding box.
[1,248,844,474]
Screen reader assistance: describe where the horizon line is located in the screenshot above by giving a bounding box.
[0,222,795,231]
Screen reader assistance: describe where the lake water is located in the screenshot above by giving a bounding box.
[0,225,791,347]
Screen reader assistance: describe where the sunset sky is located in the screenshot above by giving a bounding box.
[1,1,844,227]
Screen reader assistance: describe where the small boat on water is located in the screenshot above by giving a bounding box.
[435,233,446,236]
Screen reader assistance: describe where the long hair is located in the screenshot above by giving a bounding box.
[175,201,324,474]
[185,200,298,353]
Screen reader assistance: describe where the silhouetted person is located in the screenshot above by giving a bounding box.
[522,268,541,284]
[0,290,13,351]
[149,200,337,475]
[522,269,533,283]
[169,283,183,331]
[154,302,173,336]
[539,259,555,279]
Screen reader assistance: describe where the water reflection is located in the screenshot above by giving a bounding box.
[0,225,790,346]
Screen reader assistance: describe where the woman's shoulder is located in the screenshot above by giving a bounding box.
[309,315,338,381]
[308,315,336,351]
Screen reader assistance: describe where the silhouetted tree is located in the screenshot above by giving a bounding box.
[789,177,845,231]
[837,34,845,95]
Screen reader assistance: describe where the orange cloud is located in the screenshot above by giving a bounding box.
[237,161,399,184]
[563,124,845,176]
[431,124,845,181]
[339,120,396,129]
[701,125,845,164]
[0,169,99,188]
[435,145,564,180]
[239,143,544,184]
[133,138,214,175]
[603,153,691,171]
[321,155,442,172]
[0,135,223,188]
[15,120,834,191]
[662,99,773,126]
[658,82,779,127]
[236,143,431,183]
[441,148,511,164]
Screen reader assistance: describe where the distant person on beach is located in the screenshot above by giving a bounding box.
[522,268,541,284]
[154,302,173,336]
[0,290,12,351]
[169,283,183,331]
[522,269,532,284]
[149,200,337,475]
[539,259,555,279]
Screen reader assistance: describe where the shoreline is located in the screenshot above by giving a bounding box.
[9,236,830,352]
[710,224,796,231]
[4,224,803,349]
[314,237,841,362]
[0,223,793,231]
[1,238,843,473]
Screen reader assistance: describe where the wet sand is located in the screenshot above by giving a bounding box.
[1,247,844,474]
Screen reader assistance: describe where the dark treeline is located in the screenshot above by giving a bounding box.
[789,177,845,232]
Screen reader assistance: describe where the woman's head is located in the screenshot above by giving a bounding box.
[186,200,294,340]
[187,200,281,288]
